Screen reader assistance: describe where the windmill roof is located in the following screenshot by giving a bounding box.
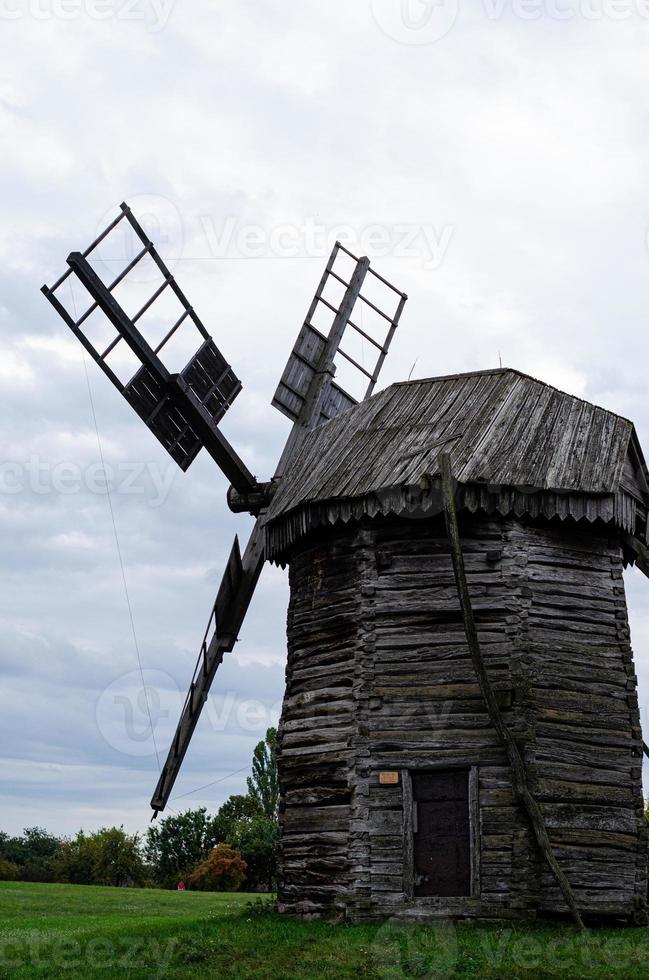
[264,368,649,558]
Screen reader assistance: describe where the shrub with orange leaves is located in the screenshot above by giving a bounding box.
[187,843,247,892]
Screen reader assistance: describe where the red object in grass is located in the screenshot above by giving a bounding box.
[177,881,186,891]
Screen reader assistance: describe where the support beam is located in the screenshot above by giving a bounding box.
[438,452,585,931]
[300,256,370,430]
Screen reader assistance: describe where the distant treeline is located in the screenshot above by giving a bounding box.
[1,728,278,892]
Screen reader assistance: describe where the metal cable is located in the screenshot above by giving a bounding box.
[69,279,161,771]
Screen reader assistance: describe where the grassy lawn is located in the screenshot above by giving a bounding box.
[0,881,648,979]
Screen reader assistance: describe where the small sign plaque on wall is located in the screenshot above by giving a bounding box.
[379,771,400,785]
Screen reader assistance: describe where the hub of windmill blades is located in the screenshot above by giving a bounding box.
[41,202,408,815]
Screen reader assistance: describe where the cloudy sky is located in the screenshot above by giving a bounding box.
[1,1,649,837]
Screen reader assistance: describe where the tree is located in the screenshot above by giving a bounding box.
[51,832,97,885]
[212,794,261,844]
[188,844,247,892]
[52,827,144,886]
[0,857,19,881]
[246,727,278,821]
[0,827,61,882]
[209,793,276,891]
[92,827,145,886]
[230,812,278,892]
[0,831,23,867]
[145,730,280,892]
[145,808,219,889]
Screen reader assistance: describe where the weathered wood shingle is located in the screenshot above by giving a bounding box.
[265,369,648,560]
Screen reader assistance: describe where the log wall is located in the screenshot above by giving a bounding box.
[276,533,360,915]
[521,522,647,917]
[275,514,647,922]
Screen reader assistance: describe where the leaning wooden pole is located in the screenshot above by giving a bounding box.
[438,452,585,931]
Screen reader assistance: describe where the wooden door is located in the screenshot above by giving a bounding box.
[412,769,471,897]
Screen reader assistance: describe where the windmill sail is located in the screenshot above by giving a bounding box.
[150,529,264,812]
[42,203,257,492]
[151,241,407,814]
[272,241,407,428]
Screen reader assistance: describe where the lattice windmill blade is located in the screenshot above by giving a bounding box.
[151,241,407,815]
[151,527,265,813]
[41,202,258,492]
[272,240,407,430]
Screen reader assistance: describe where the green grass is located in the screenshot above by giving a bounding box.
[0,881,648,978]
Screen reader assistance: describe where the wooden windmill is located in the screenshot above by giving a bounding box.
[43,203,648,926]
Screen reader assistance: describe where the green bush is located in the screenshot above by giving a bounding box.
[0,857,20,880]
[245,896,275,918]
[188,843,247,892]
[0,827,61,882]
[52,827,145,886]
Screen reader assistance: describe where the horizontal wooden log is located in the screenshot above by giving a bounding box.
[277,513,646,920]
